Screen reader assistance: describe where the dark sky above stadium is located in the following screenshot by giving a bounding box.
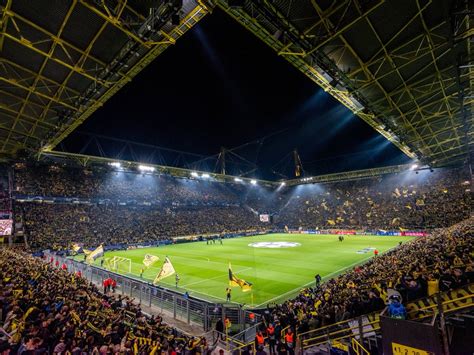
[64,8,410,179]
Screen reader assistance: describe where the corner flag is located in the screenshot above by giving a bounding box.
[153,257,175,285]
[228,262,252,292]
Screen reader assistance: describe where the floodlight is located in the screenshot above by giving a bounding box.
[191,172,199,177]
[410,164,418,170]
[201,173,210,178]
[234,178,243,182]
[109,162,121,168]
[250,179,257,185]
[138,165,155,172]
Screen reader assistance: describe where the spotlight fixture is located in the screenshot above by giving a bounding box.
[250,179,257,185]
[234,178,243,182]
[138,165,155,172]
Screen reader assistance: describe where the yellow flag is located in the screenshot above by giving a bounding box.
[86,245,104,264]
[153,257,175,285]
[71,243,82,253]
[228,263,252,292]
[143,254,160,268]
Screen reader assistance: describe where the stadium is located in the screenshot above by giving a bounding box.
[0,0,472,354]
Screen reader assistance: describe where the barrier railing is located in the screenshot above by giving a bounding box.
[351,338,370,355]
[298,283,474,351]
[43,252,261,332]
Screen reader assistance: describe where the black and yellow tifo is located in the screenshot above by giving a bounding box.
[228,262,252,292]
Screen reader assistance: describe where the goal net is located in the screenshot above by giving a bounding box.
[108,256,132,274]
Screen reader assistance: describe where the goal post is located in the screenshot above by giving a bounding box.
[109,256,132,274]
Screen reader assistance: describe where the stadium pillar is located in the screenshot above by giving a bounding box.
[437,293,451,355]
[293,149,303,177]
[220,147,226,175]
[173,295,177,319]
[187,300,191,324]
[357,316,365,342]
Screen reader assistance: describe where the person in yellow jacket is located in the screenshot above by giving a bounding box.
[427,274,439,296]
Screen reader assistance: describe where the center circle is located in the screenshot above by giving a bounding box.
[248,241,301,248]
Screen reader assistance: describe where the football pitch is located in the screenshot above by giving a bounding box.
[82,233,414,306]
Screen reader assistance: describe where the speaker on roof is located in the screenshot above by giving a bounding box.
[228,0,244,7]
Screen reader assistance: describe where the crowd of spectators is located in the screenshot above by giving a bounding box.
[17,203,263,251]
[0,248,209,354]
[1,161,472,352]
[277,169,470,229]
[0,172,11,214]
[14,164,240,206]
[269,217,474,333]
[11,163,471,251]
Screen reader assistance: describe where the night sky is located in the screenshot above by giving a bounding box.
[63,8,410,179]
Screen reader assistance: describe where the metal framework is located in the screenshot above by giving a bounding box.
[1,0,472,173]
[36,146,426,187]
[0,0,211,156]
[51,131,260,176]
[284,163,414,186]
[37,149,277,186]
[217,0,473,168]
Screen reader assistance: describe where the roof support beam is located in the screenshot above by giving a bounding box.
[78,0,175,47]
[0,0,12,52]
[0,103,56,129]
[42,3,210,151]
[305,0,386,57]
[0,58,81,97]
[3,1,78,152]
[0,77,77,111]
[1,7,107,68]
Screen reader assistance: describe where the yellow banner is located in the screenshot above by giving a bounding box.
[392,342,430,355]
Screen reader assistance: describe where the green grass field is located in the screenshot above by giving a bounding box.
[80,233,413,306]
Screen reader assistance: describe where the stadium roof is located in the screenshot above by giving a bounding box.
[0,0,472,169]
[0,0,209,156]
[217,0,473,168]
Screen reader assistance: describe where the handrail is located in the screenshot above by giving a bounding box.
[298,284,474,350]
[298,316,363,338]
[302,327,382,350]
[301,319,380,348]
[232,321,262,341]
[352,338,370,355]
[280,325,290,338]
